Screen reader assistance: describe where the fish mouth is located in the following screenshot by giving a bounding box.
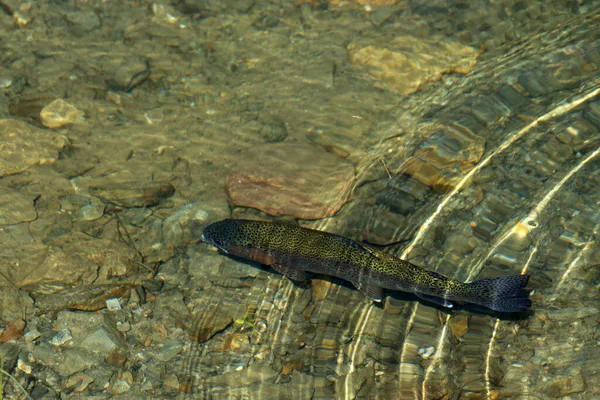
[201,233,229,254]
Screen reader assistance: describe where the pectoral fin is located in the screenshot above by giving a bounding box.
[272,264,306,282]
[353,282,384,302]
[415,293,454,308]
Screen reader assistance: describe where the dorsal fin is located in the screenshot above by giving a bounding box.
[330,234,376,256]
[429,271,448,281]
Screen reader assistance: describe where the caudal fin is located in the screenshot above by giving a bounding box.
[468,274,532,312]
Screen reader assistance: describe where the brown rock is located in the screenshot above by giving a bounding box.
[218,333,249,352]
[226,143,355,220]
[348,35,480,95]
[449,313,469,340]
[281,359,304,375]
[184,305,234,343]
[0,319,26,342]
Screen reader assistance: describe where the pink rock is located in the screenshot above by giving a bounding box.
[226,143,355,220]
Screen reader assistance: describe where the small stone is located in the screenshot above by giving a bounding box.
[13,8,33,26]
[116,321,131,333]
[0,319,26,342]
[106,298,122,311]
[164,374,179,389]
[121,370,134,385]
[254,319,268,333]
[0,75,13,88]
[152,3,180,25]
[22,329,42,343]
[40,99,84,129]
[64,372,94,393]
[219,333,249,352]
[259,119,288,143]
[110,379,131,395]
[106,350,128,367]
[281,359,304,375]
[50,328,73,346]
[106,59,150,92]
[417,345,435,360]
[80,326,125,357]
[156,339,183,362]
[17,359,32,374]
[55,348,99,377]
[449,313,469,339]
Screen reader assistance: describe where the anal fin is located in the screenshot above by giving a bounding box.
[271,264,306,282]
[415,293,454,308]
[353,281,384,302]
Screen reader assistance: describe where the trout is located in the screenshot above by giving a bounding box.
[202,219,532,312]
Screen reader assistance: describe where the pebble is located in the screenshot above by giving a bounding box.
[106,298,122,311]
[22,329,42,343]
[449,313,469,339]
[116,321,131,333]
[0,75,13,88]
[64,372,95,393]
[0,319,26,342]
[80,327,124,356]
[17,359,32,374]
[163,374,179,389]
[50,328,73,346]
[55,348,99,377]
[40,99,85,129]
[417,345,436,359]
[156,339,183,362]
[110,379,131,395]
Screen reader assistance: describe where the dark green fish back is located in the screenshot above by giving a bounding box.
[202,219,532,312]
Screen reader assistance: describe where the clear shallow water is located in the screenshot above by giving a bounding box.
[0,1,598,399]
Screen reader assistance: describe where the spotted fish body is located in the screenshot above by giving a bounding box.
[202,219,532,312]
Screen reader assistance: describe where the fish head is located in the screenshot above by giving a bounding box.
[201,219,253,254]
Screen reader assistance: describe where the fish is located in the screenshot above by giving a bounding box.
[201,219,532,312]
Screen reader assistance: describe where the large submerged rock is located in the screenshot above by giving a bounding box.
[225,143,356,219]
[348,35,480,95]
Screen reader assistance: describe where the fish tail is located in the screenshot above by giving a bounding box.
[466,274,532,312]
